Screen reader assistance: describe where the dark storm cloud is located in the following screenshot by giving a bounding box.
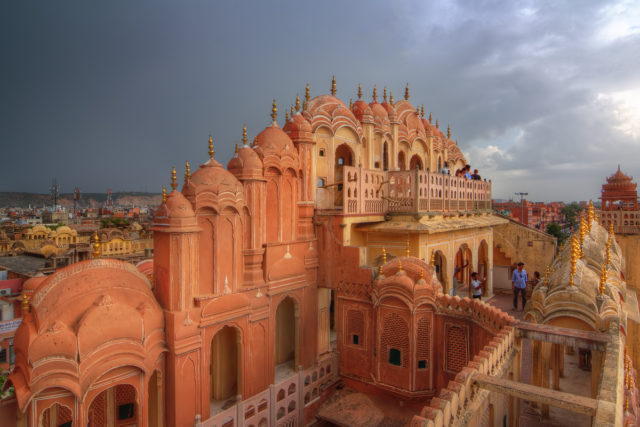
[1,1,639,201]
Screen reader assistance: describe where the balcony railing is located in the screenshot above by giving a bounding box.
[0,318,21,334]
[341,166,492,216]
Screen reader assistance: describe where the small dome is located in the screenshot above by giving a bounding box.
[190,158,244,194]
[369,102,389,121]
[228,145,263,175]
[283,113,312,134]
[165,190,195,218]
[351,100,373,122]
[255,123,298,160]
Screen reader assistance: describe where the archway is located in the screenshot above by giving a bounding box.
[41,402,72,427]
[334,144,354,206]
[382,142,389,171]
[88,384,138,427]
[410,154,423,170]
[455,244,473,297]
[398,151,406,171]
[433,251,447,291]
[275,296,298,381]
[478,240,489,283]
[210,326,241,410]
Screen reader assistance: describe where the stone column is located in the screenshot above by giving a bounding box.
[540,342,552,417]
[591,350,603,399]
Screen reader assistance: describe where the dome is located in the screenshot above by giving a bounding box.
[228,145,264,178]
[306,94,363,137]
[23,274,46,294]
[190,157,244,194]
[283,113,314,143]
[254,122,298,161]
[165,190,195,218]
[351,99,373,122]
[368,102,389,121]
[373,256,443,304]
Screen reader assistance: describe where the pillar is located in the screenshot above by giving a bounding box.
[540,342,551,417]
[530,340,540,409]
[552,344,561,391]
[591,350,603,399]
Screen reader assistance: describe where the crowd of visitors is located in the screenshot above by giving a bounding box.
[439,162,483,181]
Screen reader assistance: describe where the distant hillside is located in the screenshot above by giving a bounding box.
[0,192,162,209]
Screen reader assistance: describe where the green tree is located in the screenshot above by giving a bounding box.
[561,202,584,229]
[546,222,566,245]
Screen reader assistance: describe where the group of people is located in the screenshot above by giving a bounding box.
[438,162,482,180]
[450,261,541,312]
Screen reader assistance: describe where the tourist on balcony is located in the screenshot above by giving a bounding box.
[471,272,486,300]
[512,262,528,311]
[439,161,450,174]
[455,169,464,177]
[452,261,468,297]
[472,169,481,180]
[464,165,473,179]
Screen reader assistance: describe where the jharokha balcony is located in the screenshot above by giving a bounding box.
[320,166,492,216]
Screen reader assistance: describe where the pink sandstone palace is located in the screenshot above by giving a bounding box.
[4,80,640,426]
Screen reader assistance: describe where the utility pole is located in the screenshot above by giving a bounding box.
[515,192,528,225]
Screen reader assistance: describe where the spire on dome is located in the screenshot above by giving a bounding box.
[285,110,289,122]
[405,83,409,100]
[162,186,167,203]
[303,99,308,112]
[447,125,451,139]
[208,134,214,159]
[390,93,394,105]
[234,142,238,154]
[290,105,294,118]
[421,105,425,118]
[92,231,101,259]
[599,263,607,295]
[357,84,362,99]
[429,112,432,124]
[295,94,300,112]
[383,87,387,102]
[331,76,336,96]
[185,161,191,182]
[436,119,439,129]
[349,99,353,109]
[305,83,310,104]
[242,125,248,146]
[21,293,29,314]
[271,99,278,122]
[405,239,410,257]
[171,166,177,190]
[372,85,378,102]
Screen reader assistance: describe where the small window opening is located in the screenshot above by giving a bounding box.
[118,403,135,420]
[352,335,359,345]
[318,178,325,187]
[418,360,427,369]
[338,157,344,165]
[389,348,401,366]
[319,149,325,157]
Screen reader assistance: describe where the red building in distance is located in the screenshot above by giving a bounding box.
[493,200,564,231]
[597,166,640,234]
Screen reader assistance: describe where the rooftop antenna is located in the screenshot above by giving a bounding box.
[107,188,113,208]
[49,178,60,210]
[515,192,528,225]
[74,187,81,217]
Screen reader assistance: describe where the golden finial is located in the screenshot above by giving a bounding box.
[295,94,300,112]
[626,395,630,412]
[606,235,611,265]
[358,84,362,99]
[405,239,410,257]
[398,258,403,271]
[430,250,435,267]
[349,99,353,109]
[421,105,425,118]
[404,83,409,100]
[383,87,387,102]
[208,134,214,159]
[162,186,167,203]
[22,293,29,313]
[378,264,383,275]
[302,99,308,112]
[447,125,451,139]
[242,124,248,146]
[609,222,615,240]
[579,215,586,258]
[389,93,394,105]
[184,161,191,182]
[305,83,310,103]
[92,230,101,259]
[587,200,596,229]
[419,269,424,280]
[285,110,289,122]
[234,142,238,154]
[429,112,432,124]
[544,265,550,285]
[599,263,607,295]
[372,85,377,102]
[569,235,578,286]
[290,104,294,118]
[436,119,439,129]
[171,166,177,191]
[271,99,278,122]
[331,76,336,96]
[382,247,387,264]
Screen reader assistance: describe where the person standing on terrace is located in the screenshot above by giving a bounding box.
[439,161,450,174]
[512,262,528,311]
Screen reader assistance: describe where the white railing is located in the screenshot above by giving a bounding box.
[0,318,21,334]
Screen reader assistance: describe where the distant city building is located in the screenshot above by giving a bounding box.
[597,166,640,234]
[493,199,564,230]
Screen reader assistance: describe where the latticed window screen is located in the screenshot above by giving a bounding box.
[446,325,468,372]
[381,312,409,367]
[417,315,430,369]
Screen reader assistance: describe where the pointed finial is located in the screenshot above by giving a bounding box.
[208,134,214,159]
[162,186,167,203]
[358,84,362,99]
[271,99,278,122]
[331,76,336,96]
[382,247,387,264]
[421,105,425,118]
[171,166,177,190]
[419,269,424,280]
[92,230,101,259]
[378,264,383,275]
[544,265,550,285]
[429,112,432,124]
[430,250,435,267]
[349,98,353,109]
[290,105,294,118]
[606,234,612,265]
[447,125,451,139]
[21,293,29,314]
[303,99,308,112]
[383,87,387,102]
[389,93,394,105]
[295,94,300,113]
[405,239,410,257]
[398,258,403,271]
[305,83,310,103]
[285,110,289,122]
[185,161,191,182]
[234,142,238,154]
[242,125,248,146]
[600,263,607,295]
[436,119,439,129]
[404,83,409,100]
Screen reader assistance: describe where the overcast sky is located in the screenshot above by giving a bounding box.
[2,1,639,201]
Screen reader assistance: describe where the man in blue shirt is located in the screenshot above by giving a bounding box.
[512,262,528,311]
